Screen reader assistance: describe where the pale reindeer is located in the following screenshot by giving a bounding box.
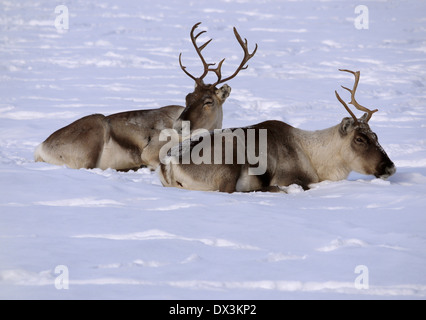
[34,22,257,171]
[159,69,396,192]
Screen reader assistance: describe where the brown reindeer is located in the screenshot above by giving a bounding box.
[34,22,257,171]
[159,69,396,192]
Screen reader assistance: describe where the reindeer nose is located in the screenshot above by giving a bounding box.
[385,163,396,177]
[377,161,396,179]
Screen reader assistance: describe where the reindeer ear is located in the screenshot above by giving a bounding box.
[339,117,355,136]
[359,113,369,122]
[216,84,231,102]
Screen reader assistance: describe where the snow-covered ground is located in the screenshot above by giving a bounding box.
[1,0,426,299]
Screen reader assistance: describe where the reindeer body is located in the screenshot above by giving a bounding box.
[160,120,314,192]
[34,106,184,170]
[159,118,396,193]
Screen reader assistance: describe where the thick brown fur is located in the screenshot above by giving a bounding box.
[159,117,396,192]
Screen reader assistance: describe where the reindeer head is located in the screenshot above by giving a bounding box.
[335,69,396,179]
[174,22,257,134]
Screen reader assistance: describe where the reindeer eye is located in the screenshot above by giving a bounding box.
[355,137,365,144]
[204,99,213,107]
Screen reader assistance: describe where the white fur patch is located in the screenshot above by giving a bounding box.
[34,143,65,167]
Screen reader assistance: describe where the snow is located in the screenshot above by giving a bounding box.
[1,0,426,299]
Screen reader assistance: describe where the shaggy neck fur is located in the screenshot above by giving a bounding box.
[293,124,352,182]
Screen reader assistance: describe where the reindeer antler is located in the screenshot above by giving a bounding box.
[212,27,258,87]
[179,22,214,85]
[335,69,378,123]
[179,22,257,87]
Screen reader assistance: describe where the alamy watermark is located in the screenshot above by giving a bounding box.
[54,265,69,290]
[354,5,369,30]
[54,5,69,32]
[354,265,369,290]
[159,122,268,176]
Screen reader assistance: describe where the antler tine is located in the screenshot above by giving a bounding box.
[207,58,225,84]
[179,22,215,84]
[191,24,214,80]
[179,53,197,82]
[335,90,359,124]
[194,30,212,51]
[339,69,378,122]
[213,27,258,86]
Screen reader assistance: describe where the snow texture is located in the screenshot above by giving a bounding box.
[1,0,426,299]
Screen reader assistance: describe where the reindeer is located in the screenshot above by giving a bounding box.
[159,69,396,192]
[34,22,257,171]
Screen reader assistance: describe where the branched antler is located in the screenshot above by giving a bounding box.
[179,22,214,85]
[179,22,257,87]
[212,27,258,86]
[335,69,378,123]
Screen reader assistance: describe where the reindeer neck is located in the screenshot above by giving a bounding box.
[214,106,224,130]
[293,124,352,182]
